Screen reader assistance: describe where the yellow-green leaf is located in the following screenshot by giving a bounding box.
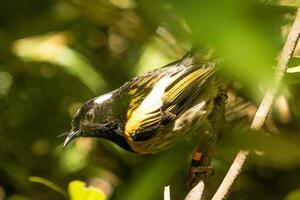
[68,180,106,200]
[285,189,300,200]
[29,176,67,197]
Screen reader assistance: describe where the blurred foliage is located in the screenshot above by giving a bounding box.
[1,0,300,200]
[285,189,300,200]
[29,176,67,197]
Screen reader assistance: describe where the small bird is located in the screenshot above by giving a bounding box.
[63,53,223,154]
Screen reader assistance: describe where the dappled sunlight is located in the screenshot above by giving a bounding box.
[12,33,106,93]
[1,0,300,200]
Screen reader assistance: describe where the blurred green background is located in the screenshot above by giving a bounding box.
[2,0,300,200]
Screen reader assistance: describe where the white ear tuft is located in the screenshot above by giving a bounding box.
[94,93,113,104]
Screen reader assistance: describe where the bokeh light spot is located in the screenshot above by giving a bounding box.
[0,71,13,97]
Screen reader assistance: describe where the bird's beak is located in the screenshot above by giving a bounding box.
[63,131,80,148]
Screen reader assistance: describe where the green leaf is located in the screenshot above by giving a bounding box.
[287,57,300,73]
[29,176,67,197]
[287,57,300,70]
[287,66,300,73]
[285,189,300,200]
[167,0,279,98]
[285,57,300,84]
[68,180,106,200]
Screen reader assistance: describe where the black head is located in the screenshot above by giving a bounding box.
[64,92,114,147]
[63,92,132,151]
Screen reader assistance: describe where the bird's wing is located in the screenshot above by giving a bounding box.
[162,63,217,115]
[123,61,217,141]
[124,66,184,140]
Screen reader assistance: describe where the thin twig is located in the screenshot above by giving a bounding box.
[185,181,205,200]
[164,185,171,200]
[212,7,300,200]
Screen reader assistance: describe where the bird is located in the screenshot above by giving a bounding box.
[63,52,224,154]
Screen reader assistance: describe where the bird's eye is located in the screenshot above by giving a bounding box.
[85,112,94,121]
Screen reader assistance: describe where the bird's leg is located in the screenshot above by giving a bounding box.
[186,125,216,190]
[186,90,227,191]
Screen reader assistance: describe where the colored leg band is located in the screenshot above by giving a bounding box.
[191,151,202,167]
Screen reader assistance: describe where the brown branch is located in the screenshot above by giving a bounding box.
[212,7,300,200]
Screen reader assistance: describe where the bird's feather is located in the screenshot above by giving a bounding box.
[123,60,217,142]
